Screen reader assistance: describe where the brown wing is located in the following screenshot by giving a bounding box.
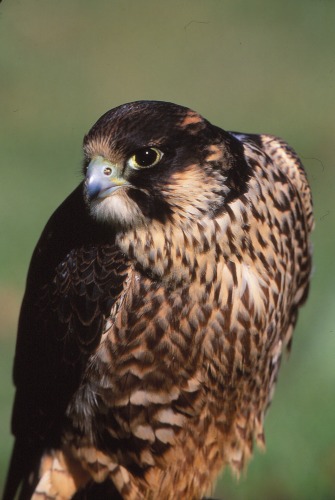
[4,184,131,500]
[232,132,314,235]
[229,133,313,414]
[232,131,314,306]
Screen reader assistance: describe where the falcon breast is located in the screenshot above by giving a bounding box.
[4,101,314,500]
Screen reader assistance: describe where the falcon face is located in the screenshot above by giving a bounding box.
[4,101,314,500]
[83,101,250,229]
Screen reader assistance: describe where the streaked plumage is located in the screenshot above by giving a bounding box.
[4,101,313,500]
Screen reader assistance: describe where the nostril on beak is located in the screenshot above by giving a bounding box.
[85,157,129,201]
[103,166,112,176]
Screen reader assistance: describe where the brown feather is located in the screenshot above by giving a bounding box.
[4,101,313,500]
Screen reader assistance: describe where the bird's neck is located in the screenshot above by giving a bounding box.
[115,206,246,284]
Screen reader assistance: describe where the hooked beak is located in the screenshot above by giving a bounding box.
[85,156,130,201]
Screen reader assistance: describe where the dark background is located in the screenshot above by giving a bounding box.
[1,1,334,498]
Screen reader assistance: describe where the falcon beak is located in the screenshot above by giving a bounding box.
[85,156,129,201]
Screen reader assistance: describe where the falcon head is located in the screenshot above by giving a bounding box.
[83,101,250,230]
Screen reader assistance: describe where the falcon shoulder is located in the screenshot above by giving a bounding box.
[231,131,313,352]
[4,185,131,500]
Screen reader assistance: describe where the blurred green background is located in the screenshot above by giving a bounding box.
[1,1,334,498]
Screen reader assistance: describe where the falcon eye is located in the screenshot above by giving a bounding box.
[127,147,163,169]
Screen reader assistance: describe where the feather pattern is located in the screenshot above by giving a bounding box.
[3,101,313,500]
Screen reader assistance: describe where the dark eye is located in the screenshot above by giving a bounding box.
[127,147,163,169]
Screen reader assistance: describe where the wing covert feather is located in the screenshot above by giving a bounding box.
[6,185,131,499]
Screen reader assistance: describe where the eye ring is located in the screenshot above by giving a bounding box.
[127,147,163,169]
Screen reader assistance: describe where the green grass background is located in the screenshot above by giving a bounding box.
[1,1,334,498]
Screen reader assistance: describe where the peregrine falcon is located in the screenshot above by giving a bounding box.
[3,101,313,500]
